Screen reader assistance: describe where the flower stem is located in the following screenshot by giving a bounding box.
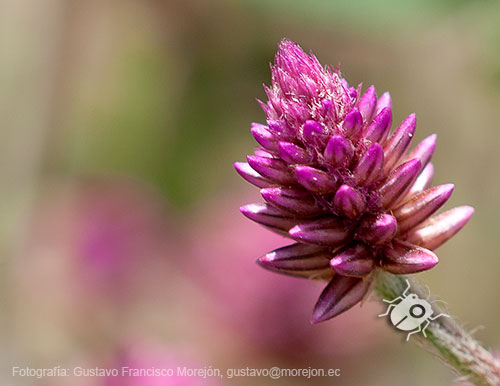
[374,271,500,386]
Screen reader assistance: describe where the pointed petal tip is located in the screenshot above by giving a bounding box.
[380,91,391,99]
[382,114,418,174]
[250,123,277,150]
[353,142,384,186]
[405,133,438,169]
[233,161,247,172]
[423,133,437,149]
[362,85,377,99]
[375,91,392,115]
[255,255,267,268]
[234,161,273,188]
[426,251,439,270]
[395,183,456,232]
[311,276,370,323]
[358,86,378,122]
[259,187,276,201]
[239,203,259,216]
[406,205,474,250]
[443,183,455,195]
[239,202,288,223]
[247,154,296,185]
[442,204,474,223]
[462,205,475,216]
[257,248,279,264]
[380,158,421,208]
[256,243,333,278]
[364,107,392,143]
[343,108,363,137]
[420,133,437,149]
[256,254,272,269]
[288,225,302,239]
[255,254,307,275]
[421,182,455,202]
[453,205,475,224]
[382,241,439,274]
[246,154,259,164]
[311,311,329,324]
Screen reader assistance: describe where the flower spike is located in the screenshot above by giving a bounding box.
[235,39,473,322]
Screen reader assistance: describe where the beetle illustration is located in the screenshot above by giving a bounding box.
[378,279,449,341]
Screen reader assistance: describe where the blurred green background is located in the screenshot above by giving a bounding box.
[1,0,500,385]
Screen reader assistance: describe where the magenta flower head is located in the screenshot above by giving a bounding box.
[234,39,474,323]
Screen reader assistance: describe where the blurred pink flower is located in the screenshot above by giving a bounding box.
[15,179,184,358]
[23,178,179,298]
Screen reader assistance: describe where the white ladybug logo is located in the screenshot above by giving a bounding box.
[378,279,449,341]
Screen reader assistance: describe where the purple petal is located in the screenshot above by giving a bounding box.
[379,159,421,208]
[324,135,354,167]
[341,78,357,99]
[333,184,366,219]
[353,143,384,186]
[247,155,296,185]
[267,119,295,141]
[254,148,273,158]
[251,123,278,151]
[240,203,298,233]
[406,206,474,250]
[278,142,312,164]
[311,275,371,323]
[282,100,310,123]
[375,91,391,116]
[406,162,434,198]
[357,214,397,245]
[302,120,328,148]
[289,217,350,246]
[256,98,269,114]
[330,243,375,277]
[320,99,337,122]
[234,162,273,188]
[342,108,363,138]
[263,86,281,117]
[393,184,454,233]
[405,134,437,170]
[261,187,323,216]
[363,107,392,144]
[358,85,377,123]
[257,243,333,279]
[381,239,438,274]
[383,113,416,175]
[294,165,338,193]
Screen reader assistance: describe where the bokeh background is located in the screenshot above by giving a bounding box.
[1,0,500,385]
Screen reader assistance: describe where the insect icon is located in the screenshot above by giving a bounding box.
[378,279,449,341]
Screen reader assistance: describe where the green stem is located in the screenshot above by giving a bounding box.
[374,271,500,386]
